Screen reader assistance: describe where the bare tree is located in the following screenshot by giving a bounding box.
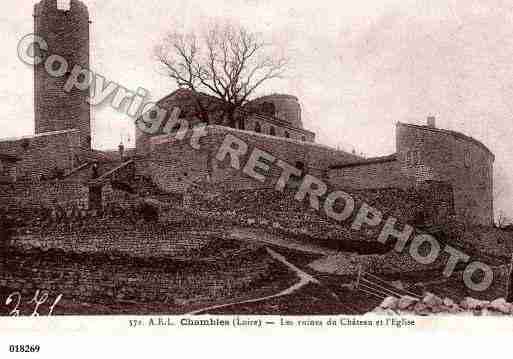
[155,23,288,127]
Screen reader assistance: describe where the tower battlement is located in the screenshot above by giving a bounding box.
[34,0,89,15]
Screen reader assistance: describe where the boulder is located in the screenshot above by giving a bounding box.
[480,308,504,316]
[423,293,444,309]
[397,295,419,310]
[474,308,488,316]
[413,301,431,316]
[446,305,463,314]
[380,296,399,310]
[460,297,490,311]
[443,297,456,307]
[369,295,512,316]
[372,307,397,315]
[489,298,511,314]
[443,297,462,313]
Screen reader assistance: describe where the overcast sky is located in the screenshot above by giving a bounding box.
[1,0,513,217]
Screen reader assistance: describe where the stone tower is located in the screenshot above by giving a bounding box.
[34,0,91,149]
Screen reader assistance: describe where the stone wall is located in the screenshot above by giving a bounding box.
[327,159,408,190]
[0,245,273,309]
[0,129,81,181]
[187,182,455,244]
[0,180,88,208]
[143,125,360,193]
[14,224,213,258]
[148,138,211,193]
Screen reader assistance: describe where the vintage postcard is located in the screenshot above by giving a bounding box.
[1,0,513,355]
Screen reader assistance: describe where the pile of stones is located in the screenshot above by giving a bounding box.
[370,293,513,316]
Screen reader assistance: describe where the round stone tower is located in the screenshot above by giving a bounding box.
[396,121,494,226]
[34,0,91,149]
[244,94,303,129]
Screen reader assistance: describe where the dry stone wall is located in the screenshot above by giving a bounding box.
[0,130,80,181]
[0,180,88,209]
[0,246,273,308]
[143,126,360,193]
[328,160,409,190]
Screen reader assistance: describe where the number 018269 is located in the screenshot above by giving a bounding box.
[9,345,40,353]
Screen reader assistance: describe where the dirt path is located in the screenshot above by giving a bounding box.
[228,228,338,256]
[187,247,320,315]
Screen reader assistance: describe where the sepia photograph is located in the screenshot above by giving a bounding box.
[1,0,513,339]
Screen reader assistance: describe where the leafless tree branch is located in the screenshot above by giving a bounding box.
[155,23,289,127]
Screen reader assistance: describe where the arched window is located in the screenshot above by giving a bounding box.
[301,136,306,142]
[254,122,261,133]
[285,131,290,138]
[270,126,276,136]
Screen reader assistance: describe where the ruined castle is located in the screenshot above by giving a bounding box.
[0,0,495,226]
